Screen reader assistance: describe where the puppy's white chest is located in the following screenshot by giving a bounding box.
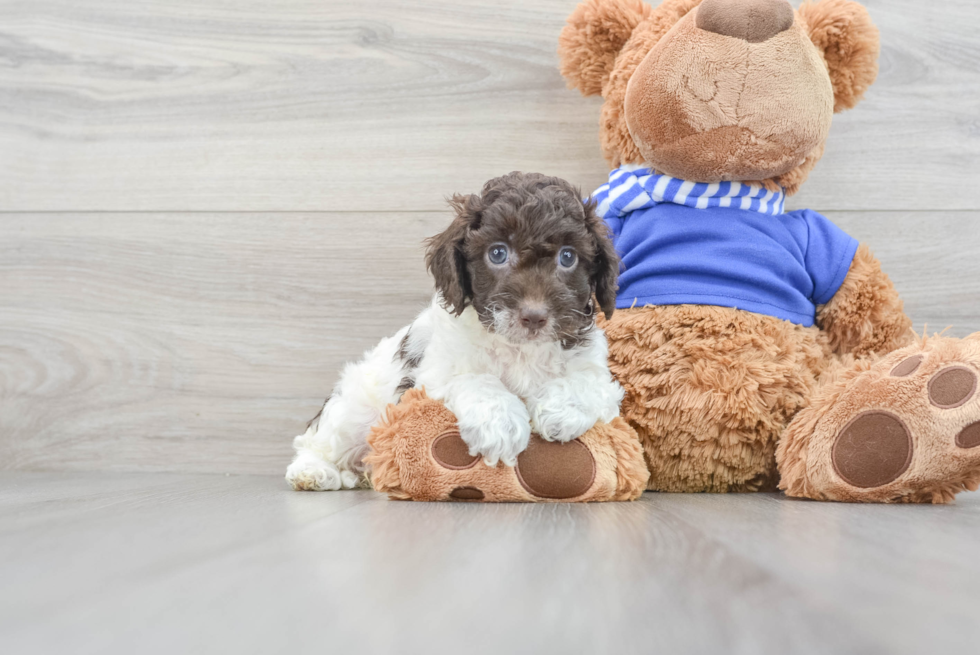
[488,341,566,398]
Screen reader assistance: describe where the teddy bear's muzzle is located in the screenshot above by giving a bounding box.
[622,0,834,184]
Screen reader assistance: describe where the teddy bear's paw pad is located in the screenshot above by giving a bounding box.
[431,430,479,470]
[832,412,913,488]
[928,367,977,409]
[956,422,980,449]
[890,355,923,377]
[514,434,595,499]
[449,486,485,501]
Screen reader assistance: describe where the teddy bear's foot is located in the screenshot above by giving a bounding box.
[364,389,649,502]
[778,334,980,503]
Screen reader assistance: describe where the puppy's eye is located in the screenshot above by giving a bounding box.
[558,247,577,269]
[487,244,509,265]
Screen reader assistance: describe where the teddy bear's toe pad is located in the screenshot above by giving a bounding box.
[832,412,912,488]
[449,486,485,500]
[956,422,980,449]
[515,435,596,499]
[928,367,976,408]
[890,355,923,377]
[431,431,479,469]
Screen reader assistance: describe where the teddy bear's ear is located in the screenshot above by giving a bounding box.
[798,0,881,113]
[559,0,654,97]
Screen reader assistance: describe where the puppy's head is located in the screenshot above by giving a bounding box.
[425,172,619,346]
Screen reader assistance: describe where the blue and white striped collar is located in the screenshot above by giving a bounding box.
[591,164,786,219]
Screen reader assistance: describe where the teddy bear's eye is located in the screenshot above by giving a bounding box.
[487,244,509,265]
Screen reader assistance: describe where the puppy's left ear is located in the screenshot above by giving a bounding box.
[584,199,620,319]
[425,194,477,315]
[798,0,880,112]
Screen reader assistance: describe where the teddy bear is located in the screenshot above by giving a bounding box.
[558,0,980,503]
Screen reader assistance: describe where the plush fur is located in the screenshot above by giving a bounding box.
[600,304,830,492]
[562,0,980,502]
[816,244,914,357]
[286,173,624,491]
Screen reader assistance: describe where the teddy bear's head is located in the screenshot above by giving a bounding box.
[559,0,880,194]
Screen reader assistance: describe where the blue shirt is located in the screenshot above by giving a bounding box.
[592,166,858,328]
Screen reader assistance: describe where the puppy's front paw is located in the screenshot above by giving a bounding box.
[528,382,604,443]
[530,403,595,443]
[457,396,531,467]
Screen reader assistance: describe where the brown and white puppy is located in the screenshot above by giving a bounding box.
[286,172,625,491]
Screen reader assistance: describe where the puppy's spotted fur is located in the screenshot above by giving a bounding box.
[286,172,624,491]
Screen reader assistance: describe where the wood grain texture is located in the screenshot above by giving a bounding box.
[0,212,444,474]
[1,0,978,212]
[1,211,978,475]
[1,472,978,654]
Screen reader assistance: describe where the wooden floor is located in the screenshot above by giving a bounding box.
[2,471,979,655]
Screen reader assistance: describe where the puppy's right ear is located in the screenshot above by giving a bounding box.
[558,0,652,97]
[425,194,477,315]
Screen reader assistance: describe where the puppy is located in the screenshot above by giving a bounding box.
[286,172,624,491]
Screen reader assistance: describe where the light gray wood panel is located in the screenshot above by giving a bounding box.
[1,0,978,212]
[827,211,980,334]
[1,211,978,475]
[0,0,607,212]
[1,472,978,654]
[0,212,446,474]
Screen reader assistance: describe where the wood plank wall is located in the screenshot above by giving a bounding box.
[1,0,978,474]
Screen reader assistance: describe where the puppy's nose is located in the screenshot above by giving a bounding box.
[696,0,794,44]
[519,307,549,331]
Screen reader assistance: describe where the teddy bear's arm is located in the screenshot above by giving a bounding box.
[815,243,914,357]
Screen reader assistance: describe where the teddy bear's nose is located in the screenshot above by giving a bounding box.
[696,0,795,43]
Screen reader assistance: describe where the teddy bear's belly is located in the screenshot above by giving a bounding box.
[599,303,832,493]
